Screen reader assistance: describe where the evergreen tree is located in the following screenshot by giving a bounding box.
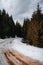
[15,21,22,37]
[31,3,42,22]
[26,3,43,47]
[0,9,15,38]
[23,18,30,39]
[8,15,15,37]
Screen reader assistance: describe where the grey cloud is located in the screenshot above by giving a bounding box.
[14,0,33,16]
[40,0,43,3]
[0,0,43,25]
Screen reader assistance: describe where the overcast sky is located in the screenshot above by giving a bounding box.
[0,0,43,24]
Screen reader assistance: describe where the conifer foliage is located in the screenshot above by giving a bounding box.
[0,3,43,47]
[0,9,15,38]
[26,4,43,47]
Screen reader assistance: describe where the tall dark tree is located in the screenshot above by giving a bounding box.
[23,18,30,39]
[0,10,2,38]
[8,15,15,37]
[31,3,42,22]
[0,9,15,38]
[15,21,22,37]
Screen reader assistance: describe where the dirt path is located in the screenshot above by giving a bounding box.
[4,49,43,65]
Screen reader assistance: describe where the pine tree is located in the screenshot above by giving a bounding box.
[32,3,42,22]
[15,21,22,37]
[23,18,30,39]
[0,9,15,38]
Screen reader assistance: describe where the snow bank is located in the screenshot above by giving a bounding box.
[11,37,43,63]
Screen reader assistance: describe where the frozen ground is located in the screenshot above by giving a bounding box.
[0,38,14,65]
[0,37,43,65]
[11,37,43,63]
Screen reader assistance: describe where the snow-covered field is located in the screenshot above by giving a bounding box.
[0,37,43,65]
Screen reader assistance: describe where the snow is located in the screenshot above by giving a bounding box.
[0,37,43,65]
[11,37,43,63]
[0,50,9,65]
[0,38,14,65]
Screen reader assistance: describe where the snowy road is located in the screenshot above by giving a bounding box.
[0,37,43,65]
[4,49,43,65]
[0,38,14,65]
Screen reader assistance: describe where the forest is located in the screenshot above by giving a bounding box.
[0,4,43,48]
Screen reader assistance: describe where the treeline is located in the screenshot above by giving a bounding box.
[0,4,43,47]
[0,9,15,38]
[0,9,24,38]
[25,4,43,47]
